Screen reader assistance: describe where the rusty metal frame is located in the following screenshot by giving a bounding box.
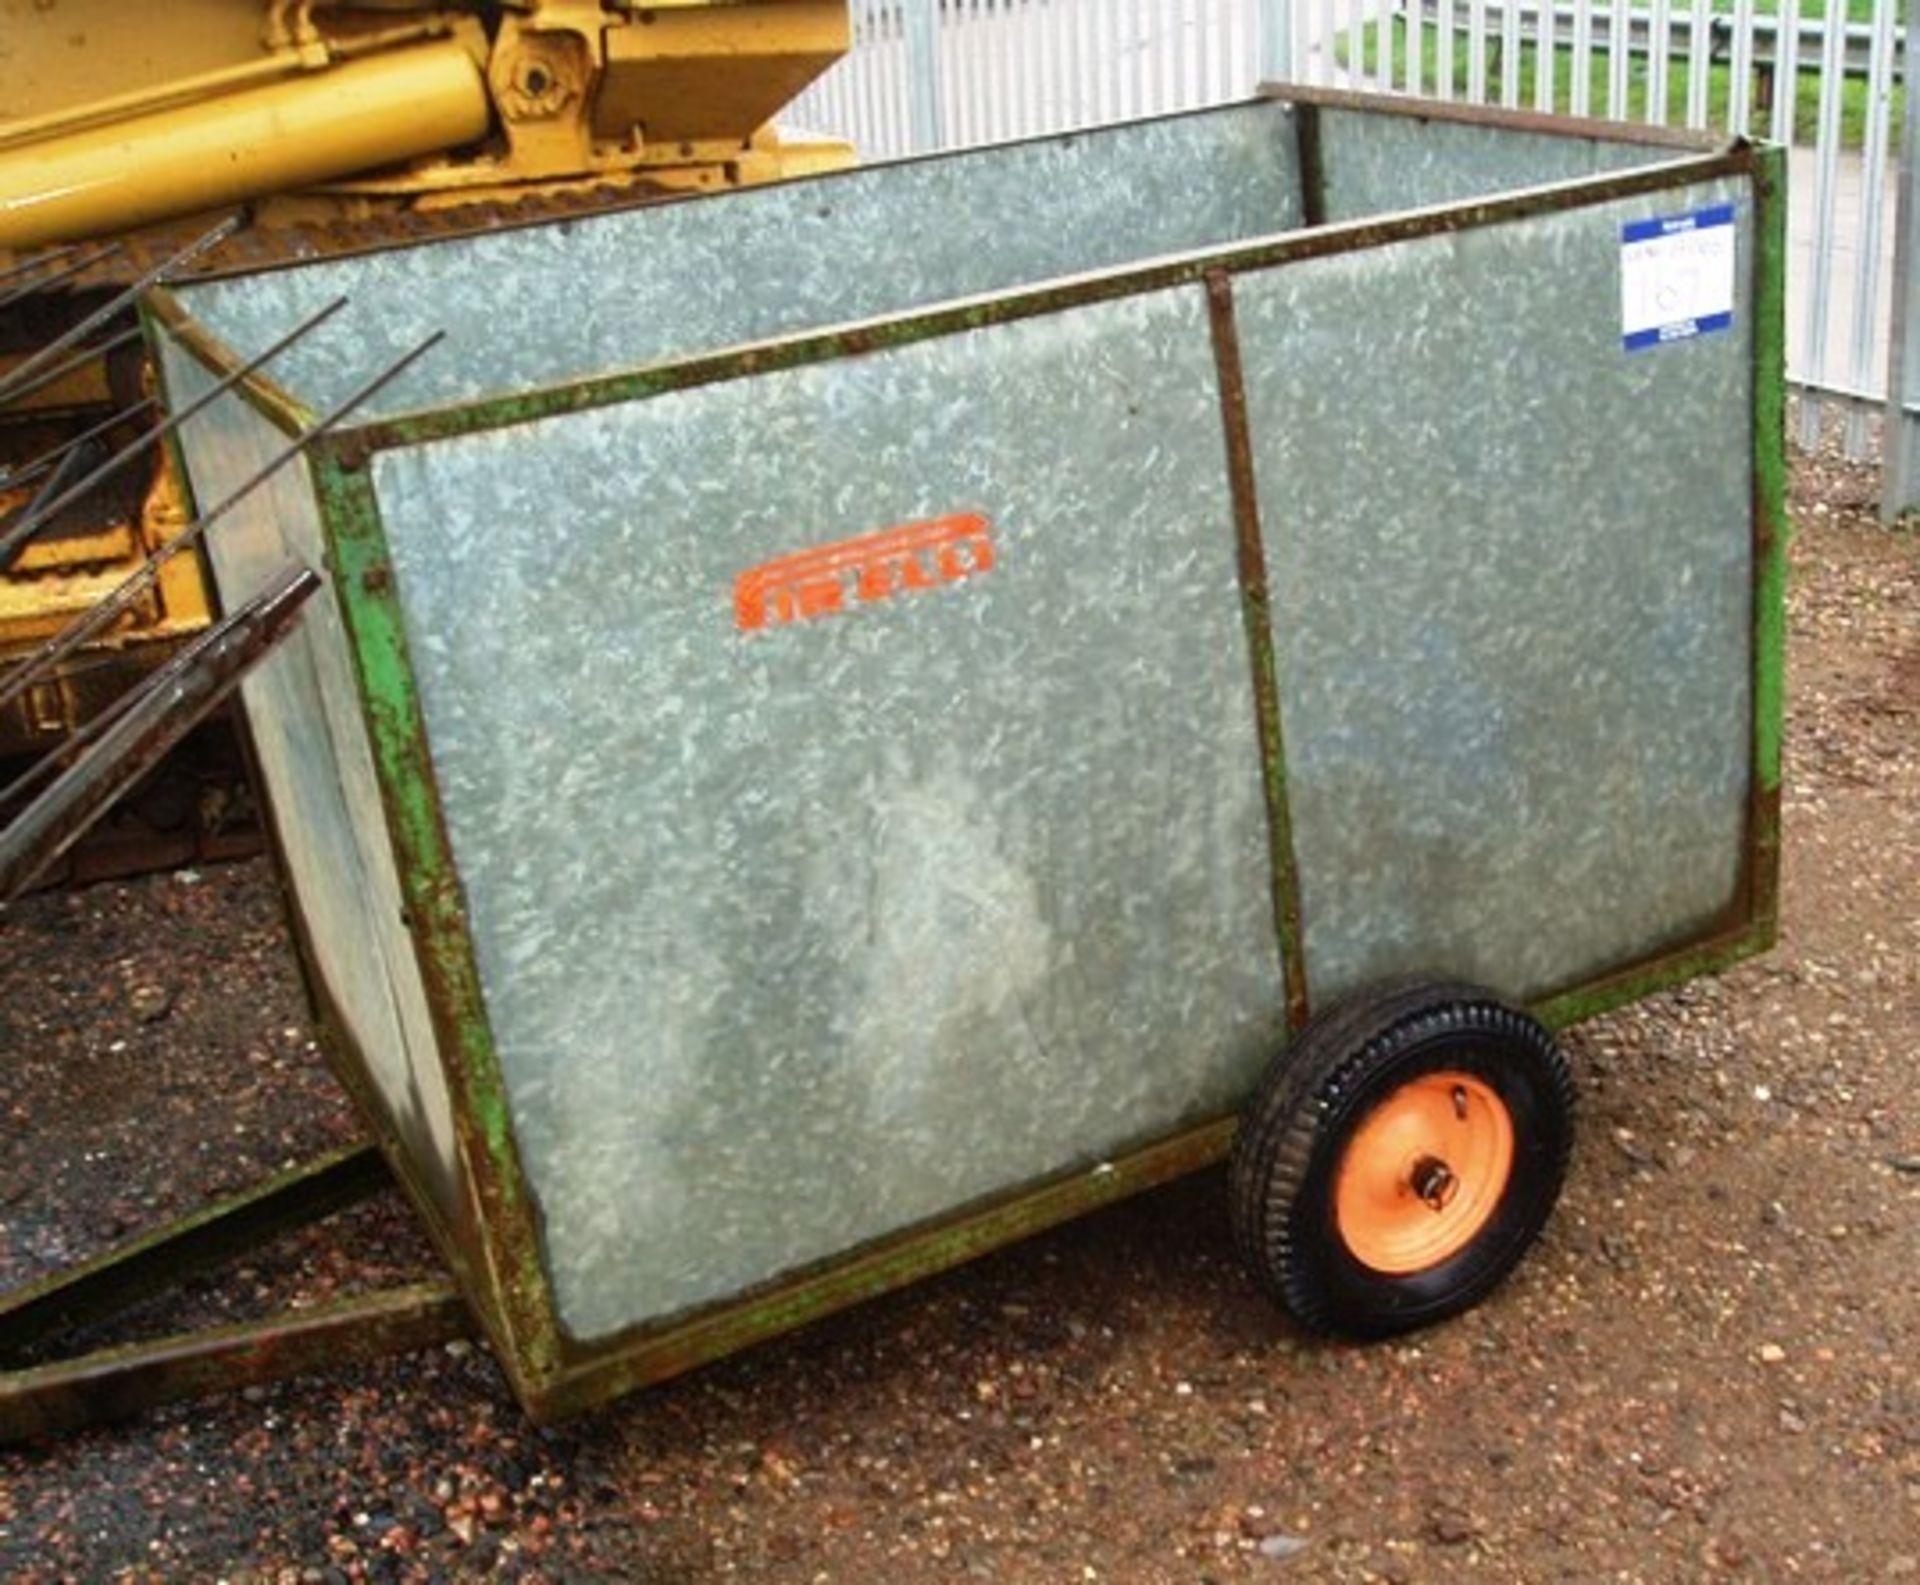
[0,1285,470,1443]
[140,90,1789,1424]
[1266,82,1728,151]
[0,563,323,900]
[0,1145,473,1442]
[1204,266,1311,1034]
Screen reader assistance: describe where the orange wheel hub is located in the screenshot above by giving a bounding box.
[1333,1071,1515,1275]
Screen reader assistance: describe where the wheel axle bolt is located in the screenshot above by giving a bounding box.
[1411,1155,1459,1211]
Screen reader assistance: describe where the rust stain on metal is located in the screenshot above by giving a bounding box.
[313,452,568,1403]
[144,287,317,441]
[1203,269,1310,1031]
[532,1118,1240,1421]
[1295,103,1328,230]
[0,1131,475,1444]
[0,1142,387,1366]
[1746,786,1784,951]
[0,564,321,901]
[0,1283,471,1443]
[331,433,373,473]
[1262,83,1729,153]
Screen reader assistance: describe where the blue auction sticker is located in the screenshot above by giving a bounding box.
[1620,203,1737,351]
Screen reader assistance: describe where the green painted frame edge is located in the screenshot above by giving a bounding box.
[308,449,563,1403]
[142,305,508,1377]
[1750,140,1791,909]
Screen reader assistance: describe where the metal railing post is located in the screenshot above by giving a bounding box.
[1259,0,1295,82]
[1881,0,1920,517]
[905,0,946,152]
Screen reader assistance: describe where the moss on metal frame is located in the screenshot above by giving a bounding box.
[1748,140,1791,937]
[308,444,568,1399]
[1204,268,1312,1031]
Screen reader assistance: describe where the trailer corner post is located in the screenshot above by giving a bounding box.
[1880,0,1920,521]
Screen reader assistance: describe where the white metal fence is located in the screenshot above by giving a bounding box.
[787,0,1919,491]
[787,0,1286,156]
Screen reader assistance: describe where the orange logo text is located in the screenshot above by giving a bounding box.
[734,513,996,632]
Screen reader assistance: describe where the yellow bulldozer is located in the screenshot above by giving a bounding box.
[0,0,850,869]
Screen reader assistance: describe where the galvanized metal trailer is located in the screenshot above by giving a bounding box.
[0,87,1786,1434]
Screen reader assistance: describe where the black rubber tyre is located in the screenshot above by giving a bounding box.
[1229,980,1576,1339]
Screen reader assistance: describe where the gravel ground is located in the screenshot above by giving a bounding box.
[1,442,1916,1583]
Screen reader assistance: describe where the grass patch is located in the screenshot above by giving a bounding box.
[1337,5,1903,148]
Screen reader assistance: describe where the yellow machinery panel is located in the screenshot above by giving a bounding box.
[0,42,494,253]
[0,0,277,121]
[0,0,851,759]
[597,3,851,145]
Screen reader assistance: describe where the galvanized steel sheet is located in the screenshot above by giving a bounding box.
[1234,176,1755,1002]
[1315,105,1682,221]
[369,288,1286,1340]
[158,335,470,1232]
[169,101,1303,425]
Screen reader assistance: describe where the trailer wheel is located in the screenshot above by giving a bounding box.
[1229,980,1574,1338]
